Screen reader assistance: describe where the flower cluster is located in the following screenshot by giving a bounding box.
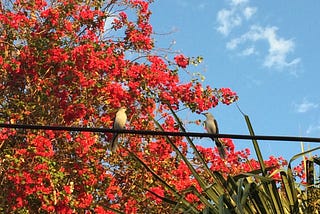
[218,88,238,105]
[174,54,189,68]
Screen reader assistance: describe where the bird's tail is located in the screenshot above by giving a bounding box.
[110,133,119,153]
[214,138,227,159]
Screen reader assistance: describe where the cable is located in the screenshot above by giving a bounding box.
[1,123,320,143]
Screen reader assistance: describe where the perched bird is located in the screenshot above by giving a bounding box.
[202,112,226,159]
[110,107,127,152]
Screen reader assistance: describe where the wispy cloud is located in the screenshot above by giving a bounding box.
[306,124,320,135]
[231,0,249,6]
[243,7,257,20]
[294,99,318,113]
[216,0,256,36]
[241,46,255,56]
[216,9,242,36]
[216,0,300,70]
[227,25,301,69]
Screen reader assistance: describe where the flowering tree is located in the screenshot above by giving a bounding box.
[0,0,292,213]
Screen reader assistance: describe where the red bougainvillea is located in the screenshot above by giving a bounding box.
[174,54,189,68]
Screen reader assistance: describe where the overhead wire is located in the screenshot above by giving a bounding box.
[1,123,320,143]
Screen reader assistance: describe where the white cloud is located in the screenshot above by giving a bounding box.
[241,46,255,56]
[217,0,301,70]
[226,25,300,69]
[262,27,300,68]
[231,0,248,6]
[216,9,242,36]
[226,38,239,49]
[216,0,255,36]
[294,99,318,113]
[243,7,257,20]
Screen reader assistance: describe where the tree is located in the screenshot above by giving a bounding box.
[0,0,293,213]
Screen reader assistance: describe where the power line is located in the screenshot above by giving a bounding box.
[1,123,320,143]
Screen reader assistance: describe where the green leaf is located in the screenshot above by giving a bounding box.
[288,146,320,169]
[243,115,266,175]
[243,114,281,213]
[280,171,296,212]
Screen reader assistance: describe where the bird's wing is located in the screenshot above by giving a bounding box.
[203,120,207,129]
[213,119,219,134]
[112,116,117,129]
[113,115,124,130]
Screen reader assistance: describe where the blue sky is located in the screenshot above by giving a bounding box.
[149,0,320,161]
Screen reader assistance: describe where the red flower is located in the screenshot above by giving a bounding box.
[94,206,109,214]
[77,192,93,208]
[146,187,165,204]
[174,54,189,68]
[219,88,238,105]
[64,185,72,194]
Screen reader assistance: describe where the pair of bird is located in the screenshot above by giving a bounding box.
[110,107,226,159]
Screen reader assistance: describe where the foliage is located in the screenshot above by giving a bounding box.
[0,0,310,213]
[132,111,319,213]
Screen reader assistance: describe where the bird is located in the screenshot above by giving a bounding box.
[202,112,226,159]
[110,107,127,152]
